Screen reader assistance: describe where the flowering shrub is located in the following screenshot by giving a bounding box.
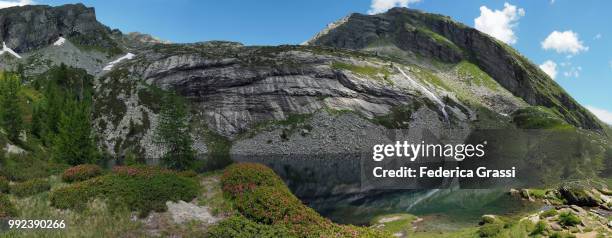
[207,215,294,238]
[51,165,199,217]
[112,165,171,178]
[218,163,389,238]
[62,164,103,182]
[221,163,287,197]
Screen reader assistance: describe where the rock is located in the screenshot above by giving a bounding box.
[165,200,219,225]
[378,216,404,223]
[4,143,25,155]
[0,4,116,53]
[520,189,534,201]
[608,220,612,228]
[550,223,563,231]
[559,184,603,207]
[570,205,587,216]
[300,128,310,136]
[526,214,539,224]
[509,188,520,196]
[481,215,499,224]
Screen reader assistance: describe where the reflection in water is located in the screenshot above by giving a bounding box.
[306,188,541,227]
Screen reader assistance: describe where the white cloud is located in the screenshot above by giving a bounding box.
[539,60,557,79]
[586,105,612,125]
[474,2,525,44]
[563,66,581,78]
[368,0,421,15]
[0,0,33,9]
[541,30,588,54]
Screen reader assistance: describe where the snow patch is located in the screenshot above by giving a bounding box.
[0,42,21,59]
[103,53,135,71]
[53,37,66,46]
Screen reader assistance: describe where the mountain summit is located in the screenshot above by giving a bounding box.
[306,7,602,131]
[0,3,118,53]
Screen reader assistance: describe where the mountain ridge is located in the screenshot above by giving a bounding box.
[0,4,607,166]
[306,7,603,132]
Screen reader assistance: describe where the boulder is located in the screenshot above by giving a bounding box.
[559,184,603,207]
[480,214,499,225]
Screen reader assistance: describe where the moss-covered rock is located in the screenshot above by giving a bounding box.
[558,184,603,207]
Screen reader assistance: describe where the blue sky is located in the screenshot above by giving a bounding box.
[6,0,612,124]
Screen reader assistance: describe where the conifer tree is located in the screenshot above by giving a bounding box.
[52,99,98,165]
[0,73,23,142]
[154,92,195,170]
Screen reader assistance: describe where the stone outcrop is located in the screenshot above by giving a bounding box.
[0,3,117,53]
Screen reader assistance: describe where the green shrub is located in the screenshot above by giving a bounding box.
[10,178,51,197]
[111,165,171,177]
[234,186,324,226]
[62,164,103,182]
[558,212,581,227]
[550,231,576,238]
[478,223,504,237]
[50,166,199,216]
[221,163,288,197]
[540,209,558,218]
[0,154,67,181]
[221,163,390,238]
[512,106,571,130]
[207,215,295,238]
[49,182,93,210]
[530,220,548,236]
[0,176,9,193]
[177,170,198,178]
[529,189,547,199]
[0,194,17,218]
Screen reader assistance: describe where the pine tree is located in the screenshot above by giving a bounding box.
[154,92,195,170]
[52,99,98,165]
[0,73,23,142]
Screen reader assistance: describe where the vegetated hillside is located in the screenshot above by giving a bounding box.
[0,4,609,194]
[305,7,604,132]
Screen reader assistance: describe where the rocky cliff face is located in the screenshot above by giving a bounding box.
[0,3,119,54]
[306,7,602,131]
[93,42,484,159]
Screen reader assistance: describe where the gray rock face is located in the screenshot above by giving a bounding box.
[112,31,171,50]
[307,7,603,131]
[0,3,117,53]
[130,45,425,137]
[93,42,501,162]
